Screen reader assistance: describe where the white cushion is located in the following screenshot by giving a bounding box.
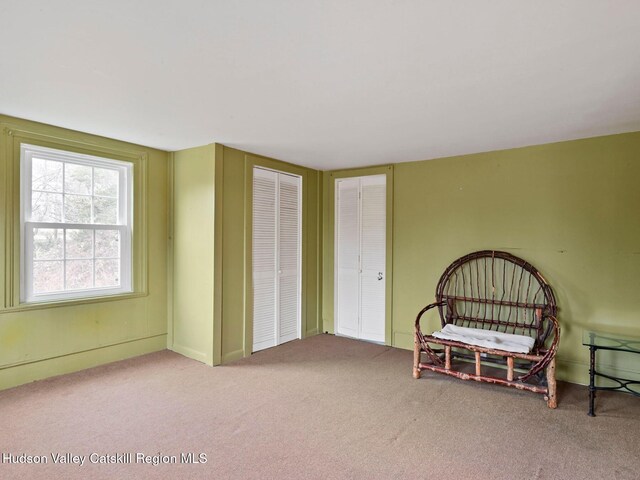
[431,324,535,354]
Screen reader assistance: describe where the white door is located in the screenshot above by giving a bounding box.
[277,173,301,345]
[252,167,301,352]
[335,175,386,343]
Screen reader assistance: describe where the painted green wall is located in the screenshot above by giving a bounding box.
[324,132,640,385]
[170,145,216,364]
[0,115,169,390]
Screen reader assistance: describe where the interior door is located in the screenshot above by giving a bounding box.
[359,175,386,343]
[252,167,301,353]
[277,173,301,345]
[335,178,360,339]
[335,175,386,343]
[252,168,278,352]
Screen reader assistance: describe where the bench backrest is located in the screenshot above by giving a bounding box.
[436,250,557,349]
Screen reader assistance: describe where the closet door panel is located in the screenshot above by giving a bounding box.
[335,178,360,337]
[252,168,278,352]
[278,174,301,343]
[359,175,386,342]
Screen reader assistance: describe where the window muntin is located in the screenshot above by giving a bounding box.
[20,144,133,303]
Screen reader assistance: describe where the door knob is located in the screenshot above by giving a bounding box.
[377,272,383,281]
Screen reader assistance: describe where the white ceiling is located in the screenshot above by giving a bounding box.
[1,1,640,170]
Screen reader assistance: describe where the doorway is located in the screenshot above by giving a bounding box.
[334,174,386,343]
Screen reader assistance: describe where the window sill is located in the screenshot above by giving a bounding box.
[1,291,149,315]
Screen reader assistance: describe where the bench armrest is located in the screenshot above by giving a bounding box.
[415,301,445,331]
[414,301,446,366]
[519,315,560,382]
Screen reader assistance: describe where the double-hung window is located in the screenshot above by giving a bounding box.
[20,144,133,303]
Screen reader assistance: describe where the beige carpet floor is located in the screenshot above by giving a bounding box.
[1,334,639,480]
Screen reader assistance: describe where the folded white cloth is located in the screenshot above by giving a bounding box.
[431,323,534,354]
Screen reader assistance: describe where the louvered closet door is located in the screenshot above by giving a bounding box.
[253,168,278,352]
[335,178,360,338]
[335,175,386,343]
[359,175,386,343]
[278,173,301,344]
[252,167,301,353]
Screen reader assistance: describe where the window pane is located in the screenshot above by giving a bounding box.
[66,260,93,289]
[32,192,63,222]
[33,261,64,293]
[94,196,118,224]
[95,230,120,258]
[22,145,132,301]
[95,259,119,287]
[32,158,63,192]
[64,163,92,194]
[65,229,93,259]
[64,194,92,223]
[33,228,63,260]
[94,168,119,197]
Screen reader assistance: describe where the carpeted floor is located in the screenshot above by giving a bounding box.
[1,334,639,479]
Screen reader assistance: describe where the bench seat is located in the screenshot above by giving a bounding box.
[431,324,534,354]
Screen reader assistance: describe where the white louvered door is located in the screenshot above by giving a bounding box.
[335,178,360,338]
[335,175,386,343]
[253,168,278,352]
[359,176,386,342]
[252,167,301,352]
[277,173,300,344]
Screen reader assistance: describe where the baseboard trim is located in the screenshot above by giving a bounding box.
[222,348,245,364]
[556,356,640,386]
[0,334,167,391]
[170,343,211,365]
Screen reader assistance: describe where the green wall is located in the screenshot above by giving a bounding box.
[0,115,169,390]
[170,145,216,364]
[324,132,640,385]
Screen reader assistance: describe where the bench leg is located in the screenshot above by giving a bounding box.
[507,356,514,381]
[546,357,557,409]
[413,332,421,379]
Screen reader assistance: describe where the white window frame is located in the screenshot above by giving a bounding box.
[20,143,133,303]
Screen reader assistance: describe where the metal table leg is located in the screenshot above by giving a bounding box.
[588,345,596,417]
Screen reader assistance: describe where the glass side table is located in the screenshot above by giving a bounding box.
[582,330,640,416]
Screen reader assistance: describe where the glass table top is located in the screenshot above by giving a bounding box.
[582,330,640,353]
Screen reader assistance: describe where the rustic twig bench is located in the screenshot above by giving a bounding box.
[413,250,560,408]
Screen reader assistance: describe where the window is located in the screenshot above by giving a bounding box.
[20,144,133,303]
